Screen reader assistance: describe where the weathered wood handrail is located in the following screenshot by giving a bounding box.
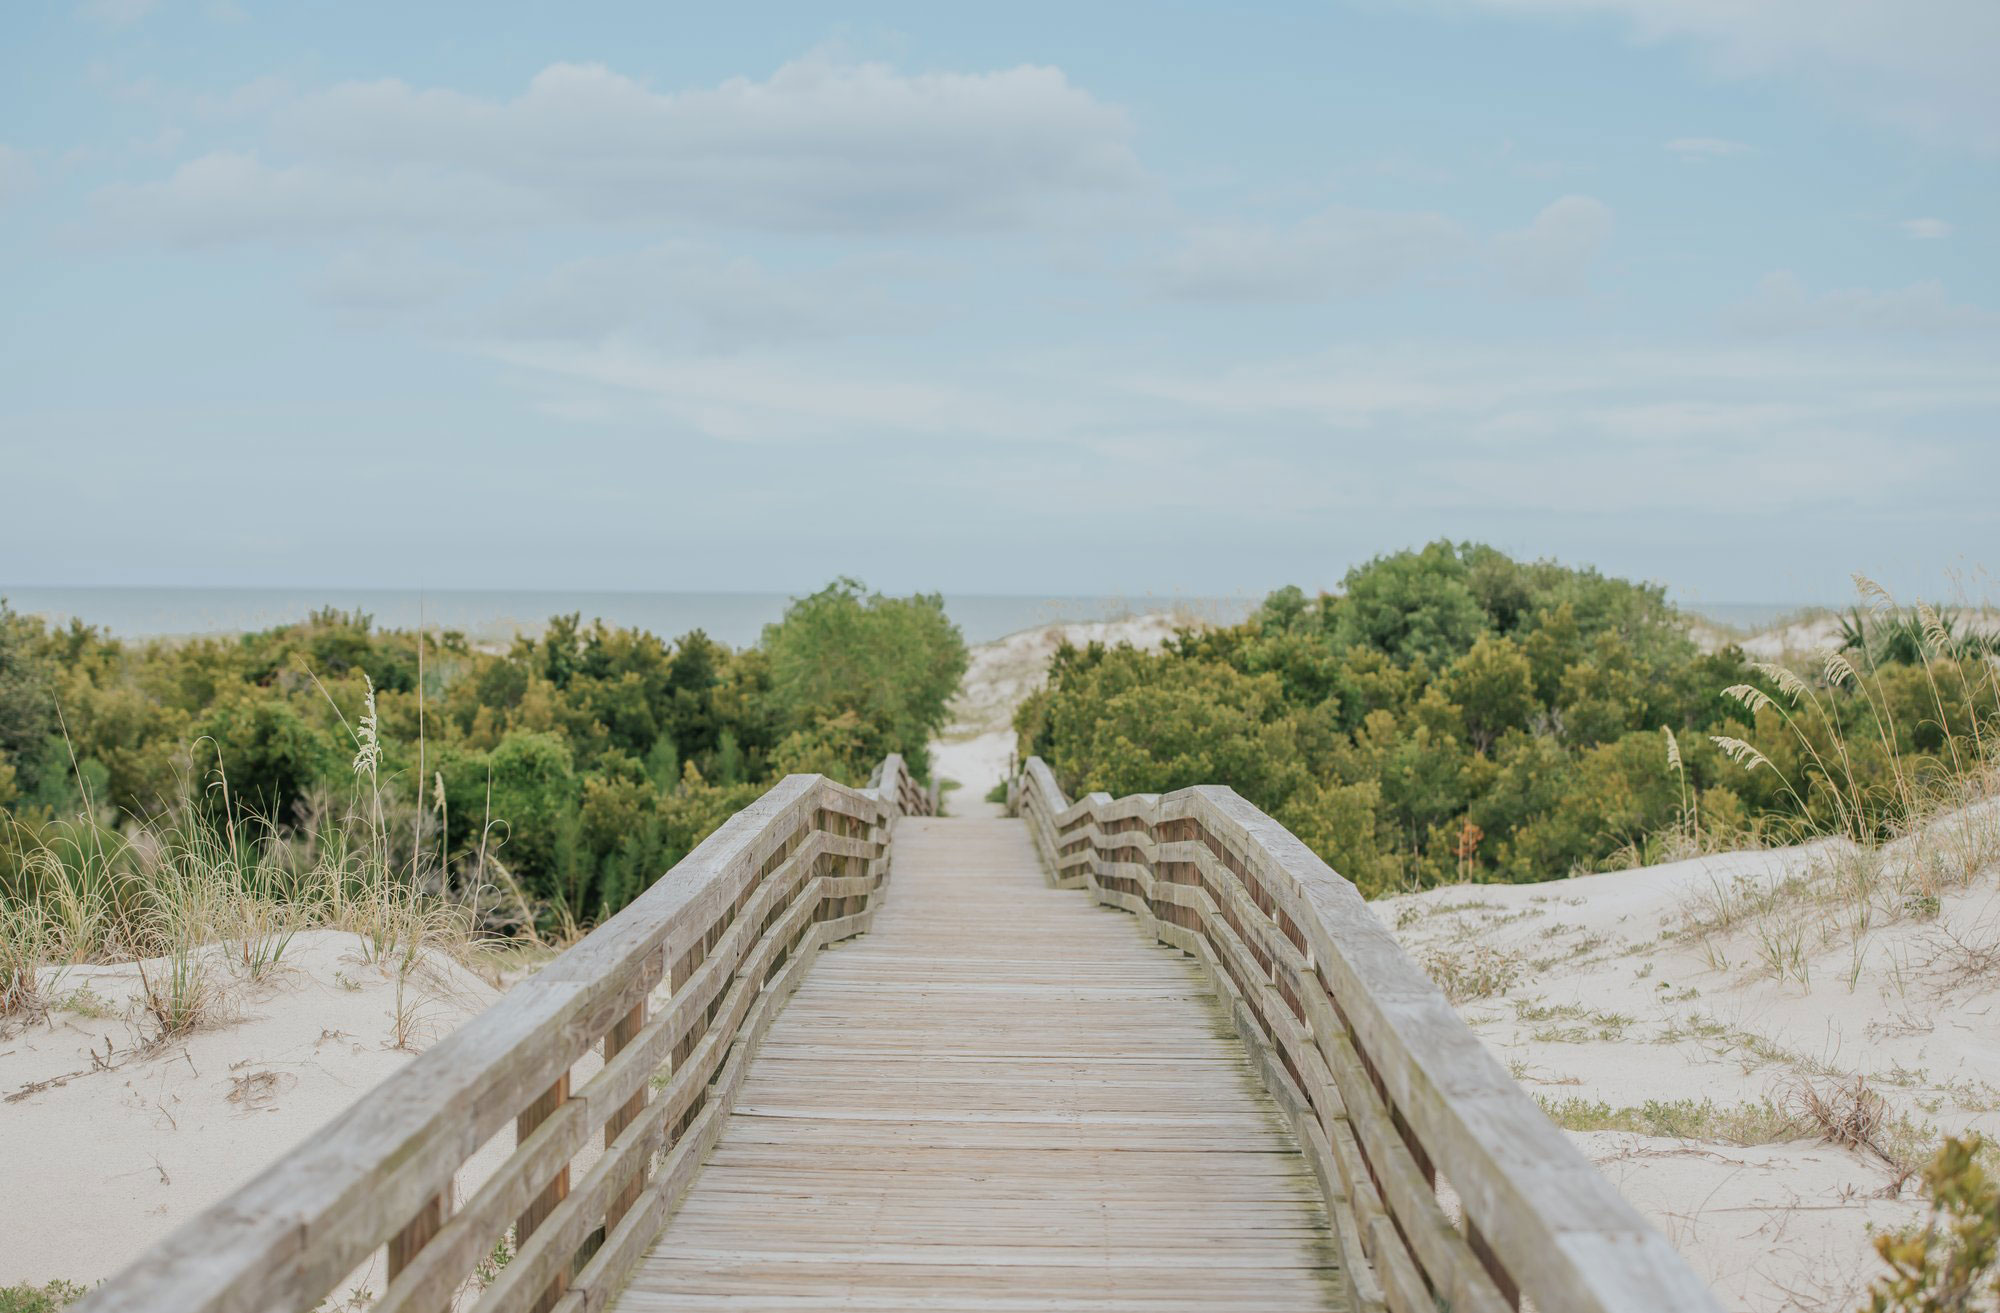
[77,754,933,1313]
[1009,757,1722,1313]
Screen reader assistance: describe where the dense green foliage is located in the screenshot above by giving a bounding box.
[1017,543,1997,895]
[0,580,965,928]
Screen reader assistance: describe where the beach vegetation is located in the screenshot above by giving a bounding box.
[1017,545,1997,897]
[0,582,965,1015]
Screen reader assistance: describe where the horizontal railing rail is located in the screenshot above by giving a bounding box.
[1012,757,1722,1313]
[78,754,932,1313]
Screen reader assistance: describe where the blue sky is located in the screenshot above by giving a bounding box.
[2,0,1995,607]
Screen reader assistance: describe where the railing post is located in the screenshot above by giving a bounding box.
[517,1072,571,1313]
[604,1000,649,1232]
[388,1187,451,1310]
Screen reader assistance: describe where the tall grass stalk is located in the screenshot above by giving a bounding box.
[1,674,492,1039]
[1688,578,2000,990]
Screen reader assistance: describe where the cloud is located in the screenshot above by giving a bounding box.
[0,145,34,208]
[1900,217,1953,239]
[98,56,1147,244]
[1665,136,1751,160]
[1116,339,1997,513]
[473,314,2000,529]
[1730,271,1999,335]
[486,243,916,352]
[1151,206,1468,302]
[1459,0,2000,151]
[1492,195,1614,295]
[1151,195,1617,304]
[77,0,156,28]
[309,247,480,311]
[483,340,1071,445]
[99,150,545,244]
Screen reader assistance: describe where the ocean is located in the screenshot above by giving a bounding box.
[0,586,1262,649]
[0,586,1825,649]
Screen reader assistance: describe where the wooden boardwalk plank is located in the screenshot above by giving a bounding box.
[610,817,1343,1313]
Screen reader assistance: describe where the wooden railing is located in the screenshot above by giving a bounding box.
[869,751,938,819]
[1010,758,1722,1313]
[78,755,932,1313]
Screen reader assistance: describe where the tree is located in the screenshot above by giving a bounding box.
[1443,635,1536,753]
[0,602,60,807]
[762,580,967,778]
[1335,541,1490,666]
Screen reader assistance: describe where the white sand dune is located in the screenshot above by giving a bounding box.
[1375,836,2000,1312]
[930,612,1194,809]
[0,931,514,1292]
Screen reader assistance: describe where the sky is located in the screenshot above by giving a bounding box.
[1,0,1996,608]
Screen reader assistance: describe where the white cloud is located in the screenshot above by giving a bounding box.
[99,150,546,244]
[1900,217,1953,239]
[1152,206,1468,301]
[77,0,157,28]
[473,318,2000,528]
[1117,339,1997,512]
[99,56,1146,244]
[309,247,479,311]
[484,340,1071,445]
[1492,194,1614,295]
[1152,195,1616,304]
[486,243,917,351]
[0,145,34,208]
[1730,270,1999,335]
[1665,136,1751,160]
[1460,0,2000,151]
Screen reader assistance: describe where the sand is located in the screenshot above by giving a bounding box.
[1375,832,2000,1312]
[0,931,515,1293]
[930,612,1192,810]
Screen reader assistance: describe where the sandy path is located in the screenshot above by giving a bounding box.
[929,612,1194,810]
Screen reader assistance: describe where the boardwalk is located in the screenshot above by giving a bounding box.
[612,816,1343,1312]
[78,759,1720,1313]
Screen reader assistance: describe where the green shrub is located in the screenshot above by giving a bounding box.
[1026,550,1999,895]
[1863,1135,1999,1313]
[762,579,967,780]
[0,1280,87,1313]
[0,582,966,939]
[1020,542,1762,893]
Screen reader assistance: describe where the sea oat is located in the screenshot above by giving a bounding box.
[352,675,382,782]
[1749,661,1811,706]
[1712,736,1776,774]
[1723,684,1777,716]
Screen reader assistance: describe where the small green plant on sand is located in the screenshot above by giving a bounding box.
[1861,1134,1999,1312]
[0,1280,88,1313]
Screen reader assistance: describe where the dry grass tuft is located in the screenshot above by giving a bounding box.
[1421,942,1522,1003]
[1784,1075,1889,1155]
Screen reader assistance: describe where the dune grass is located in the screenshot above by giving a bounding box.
[1,681,492,1042]
[1676,577,2000,993]
[2,793,487,1042]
